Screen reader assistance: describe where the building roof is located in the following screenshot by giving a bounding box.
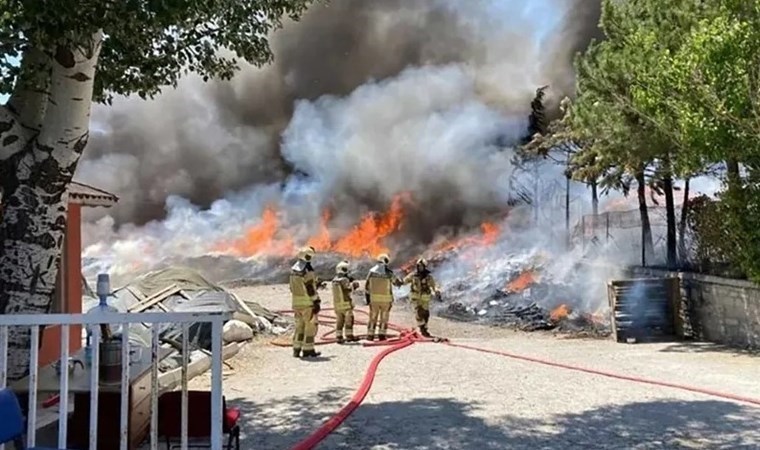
[69,181,119,208]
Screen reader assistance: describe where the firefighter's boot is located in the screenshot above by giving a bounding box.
[302,349,322,358]
[336,337,345,344]
[420,326,431,338]
[378,334,387,341]
[293,348,301,358]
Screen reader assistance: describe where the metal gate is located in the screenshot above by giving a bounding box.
[607,277,680,342]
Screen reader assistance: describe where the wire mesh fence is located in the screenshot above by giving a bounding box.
[573,206,686,268]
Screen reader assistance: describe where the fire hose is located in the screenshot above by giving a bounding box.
[269,307,760,450]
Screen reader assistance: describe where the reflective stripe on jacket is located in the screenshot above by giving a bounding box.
[365,264,398,304]
[405,271,436,305]
[290,260,318,308]
[331,276,353,311]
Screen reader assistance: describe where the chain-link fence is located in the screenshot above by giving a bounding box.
[572,206,685,268]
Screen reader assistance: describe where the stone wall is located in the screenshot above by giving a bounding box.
[629,267,760,349]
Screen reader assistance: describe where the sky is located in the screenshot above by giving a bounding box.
[0,55,17,103]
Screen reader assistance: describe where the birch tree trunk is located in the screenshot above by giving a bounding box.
[0,33,103,380]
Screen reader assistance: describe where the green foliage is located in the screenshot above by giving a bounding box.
[684,189,760,282]
[628,1,760,171]
[683,195,740,277]
[557,0,760,276]
[0,0,315,103]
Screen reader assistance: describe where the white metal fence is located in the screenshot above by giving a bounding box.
[0,311,230,450]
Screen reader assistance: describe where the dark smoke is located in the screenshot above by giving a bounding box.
[77,0,602,226]
[539,0,603,115]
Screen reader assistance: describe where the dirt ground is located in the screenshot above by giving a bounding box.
[190,284,760,450]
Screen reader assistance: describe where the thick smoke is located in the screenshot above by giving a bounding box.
[79,0,610,304]
[78,0,601,227]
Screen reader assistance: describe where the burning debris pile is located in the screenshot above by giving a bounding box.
[440,280,610,334]
[409,233,613,335]
[84,187,615,338]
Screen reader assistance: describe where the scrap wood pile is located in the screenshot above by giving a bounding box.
[424,253,612,335]
[83,266,289,372]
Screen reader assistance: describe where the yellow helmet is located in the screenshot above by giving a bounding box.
[335,260,350,274]
[416,258,428,269]
[377,253,390,265]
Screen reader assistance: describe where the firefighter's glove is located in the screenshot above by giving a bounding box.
[312,300,321,314]
[365,292,371,305]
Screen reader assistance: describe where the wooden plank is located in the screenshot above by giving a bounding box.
[231,293,266,323]
[128,284,180,313]
[126,286,148,303]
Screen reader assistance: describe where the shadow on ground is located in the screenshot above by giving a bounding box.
[657,340,760,356]
[229,388,760,449]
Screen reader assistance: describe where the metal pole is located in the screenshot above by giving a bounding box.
[534,167,539,224]
[641,221,647,267]
[581,215,586,251]
[606,212,610,243]
[565,174,571,249]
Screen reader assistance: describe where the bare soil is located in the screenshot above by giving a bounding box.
[189,284,760,450]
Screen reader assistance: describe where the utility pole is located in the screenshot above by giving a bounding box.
[565,173,570,248]
[534,164,540,224]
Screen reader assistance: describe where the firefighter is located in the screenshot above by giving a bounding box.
[332,260,360,344]
[289,246,321,358]
[364,253,402,341]
[402,258,440,338]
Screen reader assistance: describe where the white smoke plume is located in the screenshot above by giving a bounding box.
[78,0,621,314]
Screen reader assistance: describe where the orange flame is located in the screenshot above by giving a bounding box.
[550,303,571,322]
[307,210,332,251]
[333,193,409,257]
[222,194,411,259]
[219,206,295,257]
[399,221,501,271]
[505,270,536,293]
[432,222,501,254]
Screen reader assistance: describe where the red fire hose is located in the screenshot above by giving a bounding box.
[272,308,760,450]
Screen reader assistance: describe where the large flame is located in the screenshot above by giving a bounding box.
[399,221,502,271]
[216,192,508,264]
[307,210,332,251]
[220,193,410,259]
[333,193,409,257]
[216,206,295,257]
[432,222,501,254]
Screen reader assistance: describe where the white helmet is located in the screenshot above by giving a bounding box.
[416,258,428,269]
[377,253,390,265]
[298,246,316,262]
[335,260,350,274]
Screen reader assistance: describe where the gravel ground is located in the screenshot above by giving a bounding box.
[190,285,760,450]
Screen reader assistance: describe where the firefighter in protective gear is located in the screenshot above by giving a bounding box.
[402,258,440,338]
[289,246,321,358]
[332,260,359,344]
[364,253,402,341]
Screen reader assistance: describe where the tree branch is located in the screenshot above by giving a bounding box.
[6,48,52,132]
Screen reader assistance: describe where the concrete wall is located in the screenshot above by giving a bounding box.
[629,267,760,349]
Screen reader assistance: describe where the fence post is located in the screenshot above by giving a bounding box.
[581,215,586,251]
[606,212,610,243]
